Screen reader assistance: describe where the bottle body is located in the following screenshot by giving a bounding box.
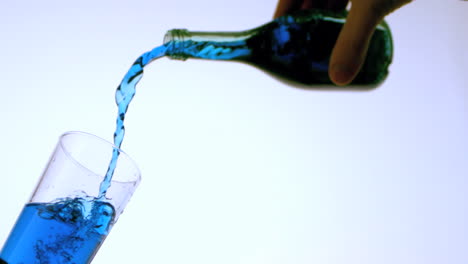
[164,9,393,87]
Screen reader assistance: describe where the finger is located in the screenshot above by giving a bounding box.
[274,0,302,18]
[328,3,385,86]
[329,0,412,85]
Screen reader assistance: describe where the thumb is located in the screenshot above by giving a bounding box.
[329,3,387,86]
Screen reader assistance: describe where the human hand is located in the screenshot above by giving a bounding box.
[274,0,412,86]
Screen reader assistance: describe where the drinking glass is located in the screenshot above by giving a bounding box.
[0,131,141,264]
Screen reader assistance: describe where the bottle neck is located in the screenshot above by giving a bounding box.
[163,28,254,61]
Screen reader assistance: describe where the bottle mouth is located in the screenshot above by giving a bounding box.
[163,29,190,60]
[163,29,186,44]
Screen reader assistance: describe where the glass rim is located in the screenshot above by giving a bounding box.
[58,131,141,184]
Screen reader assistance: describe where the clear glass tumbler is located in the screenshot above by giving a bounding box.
[0,131,141,264]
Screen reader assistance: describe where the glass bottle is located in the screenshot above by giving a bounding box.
[163,9,393,87]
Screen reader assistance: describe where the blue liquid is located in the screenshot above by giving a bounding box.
[98,45,168,198]
[166,38,251,60]
[0,198,115,264]
[100,39,250,196]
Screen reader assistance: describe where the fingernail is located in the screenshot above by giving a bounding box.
[331,64,354,86]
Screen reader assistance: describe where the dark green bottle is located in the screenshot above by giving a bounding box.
[164,9,393,87]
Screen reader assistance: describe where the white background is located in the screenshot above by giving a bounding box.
[0,0,467,263]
